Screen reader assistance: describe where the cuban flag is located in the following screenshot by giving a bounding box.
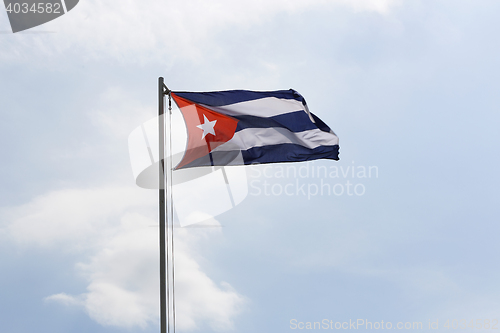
[171,89,339,169]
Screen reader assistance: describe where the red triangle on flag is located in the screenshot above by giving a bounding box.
[171,93,239,169]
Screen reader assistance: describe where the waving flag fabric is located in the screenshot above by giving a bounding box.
[171,89,339,169]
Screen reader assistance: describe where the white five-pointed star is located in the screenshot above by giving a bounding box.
[196,114,217,139]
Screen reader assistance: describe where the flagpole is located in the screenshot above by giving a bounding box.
[159,77,176,333]
[158,77,167,333]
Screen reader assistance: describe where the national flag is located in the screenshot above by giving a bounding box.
[171,89,339,169]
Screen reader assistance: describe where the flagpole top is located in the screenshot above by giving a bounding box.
[159,77,171,95]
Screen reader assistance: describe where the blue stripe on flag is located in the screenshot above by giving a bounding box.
[241,144,339,164]
[234,111,318,133]
[179,144,339,168]
[173,89,306,107]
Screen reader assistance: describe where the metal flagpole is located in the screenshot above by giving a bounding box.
[158,77,167,333]
[159,77,176,333]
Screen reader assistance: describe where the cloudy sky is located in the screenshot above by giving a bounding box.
[1,0,500,332]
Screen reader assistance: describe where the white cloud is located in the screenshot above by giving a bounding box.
[0,0,401,64]
[45,292,84,307]
[3,187,245,330]
[3,186,153,248]
[173,227,246,330]
[338,0,401,14]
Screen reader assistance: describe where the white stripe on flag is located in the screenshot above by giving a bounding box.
[213,127,339,152]
[203,97,306,118]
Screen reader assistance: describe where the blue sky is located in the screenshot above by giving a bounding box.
[1,0,500,332]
